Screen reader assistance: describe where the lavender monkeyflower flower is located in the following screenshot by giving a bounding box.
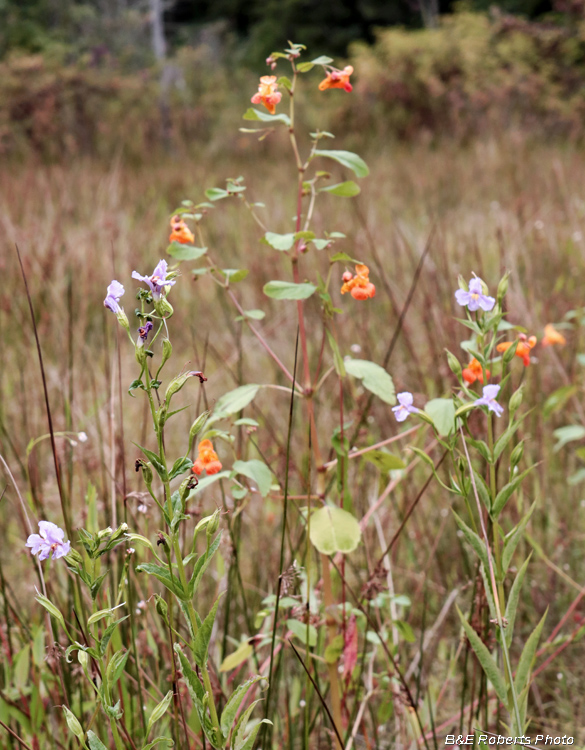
[455,277,495,313]
[474,384,504,417]
[132,260,176,301]
[104,280,125,314]
[138,320,153,343]
[392,391,419,423]
[26,521,71,561]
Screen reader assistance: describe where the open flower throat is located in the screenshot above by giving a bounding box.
[341,264,376,300]
[192,439,222,476]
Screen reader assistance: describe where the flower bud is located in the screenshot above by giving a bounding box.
[135,341,147,366]
[510,440,524,469]
[77,650,90,671]
[116,309,130,331]
[497,271,510,305]
[509,384,524,416]
[188,411,209,452]
[63,706,85,741]
[206,509,221,540]
[445,349,462,379]
[155,594,169,625]
[155,297,174,317]
[165,371,207,404]
[161,338,172,369]
[135,458,153,488]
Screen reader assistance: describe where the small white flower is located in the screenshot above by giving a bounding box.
[137,504,148,514]
[78,432,88,443]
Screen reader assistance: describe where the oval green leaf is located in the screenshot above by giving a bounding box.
[309,506,361,555]
[344,358,395,405]
[313,149,369,178]
[263,281,317,300]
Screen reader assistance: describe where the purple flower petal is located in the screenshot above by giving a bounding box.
[26,521,70,562]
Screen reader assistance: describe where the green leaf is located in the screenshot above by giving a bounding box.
[286,619,318,647]
[219,642,253,673]
[326,329,346,377]
[514,609,547,694]
[146,691,173,738]
[87,731,109,750]
[451,511,490,573]
[232,459,272,497]
[470,470,491,513]
[456,607,508,704]
[167,243,207,261]
[263,232,296,251]
[219,268,249,283]
[319,181,361,197]
[505,555,531,647]
[491,465,535,519]
[362,450,405,473]
[188,533,222,598]
[100,616,129,657]
[243,108,290,126]
[493,416,527,461]
[173,644,204,702]
[193,595,223,668]
[105,649,129,688]
[543,385,577,420]
[141,739,174,750]
[214,384,260,417]
[88,605,124,627]
[239,309,265,320]
[324,634,344,664]
[133,443,167,481]
[296,61,314,72]
[314,150,369,178]
[553,425,585,452]
[205,188,229,201]
[233,700,271,750]
[169,456,194,481]
[424,398,456,437]
[309,505,361,555]
[502,502,536,572]
[136,563,186,600]
[344,358,395,405]
[35,594,66,631]
[395,620,416,643]
[220,675,266,738]
[263,280,317,300]
[311,55,334,65]
[330,251,361,264]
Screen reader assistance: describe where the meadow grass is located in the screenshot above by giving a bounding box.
[1,130,585,748]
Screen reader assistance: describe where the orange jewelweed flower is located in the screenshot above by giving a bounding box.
[542,324,566,347]
[192,439,222,476]
[462,358,490,384]
[251,75,282,115]
[319,65,353,92]
[496,333,537,366]
[169,215,195,245]
[340,264,376,301]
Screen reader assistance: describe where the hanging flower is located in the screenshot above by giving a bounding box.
[496,333,537,366]
[132,260,176,301]
[474,384,504,417]
[542,324,566,348]
[26,521,71,561]
[462,358,490,384]
[103,280,125,314]
[454,277,496,312]
[192,439,222,476]
[251,76,282,115]
[319,66,353,92]
[340,264,376,300]
[392,392,419,422]
[169,215,195,245]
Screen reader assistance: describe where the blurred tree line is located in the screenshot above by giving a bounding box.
[0,0,564,67]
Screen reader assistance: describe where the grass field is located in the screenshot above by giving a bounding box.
[1,127,585,748]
